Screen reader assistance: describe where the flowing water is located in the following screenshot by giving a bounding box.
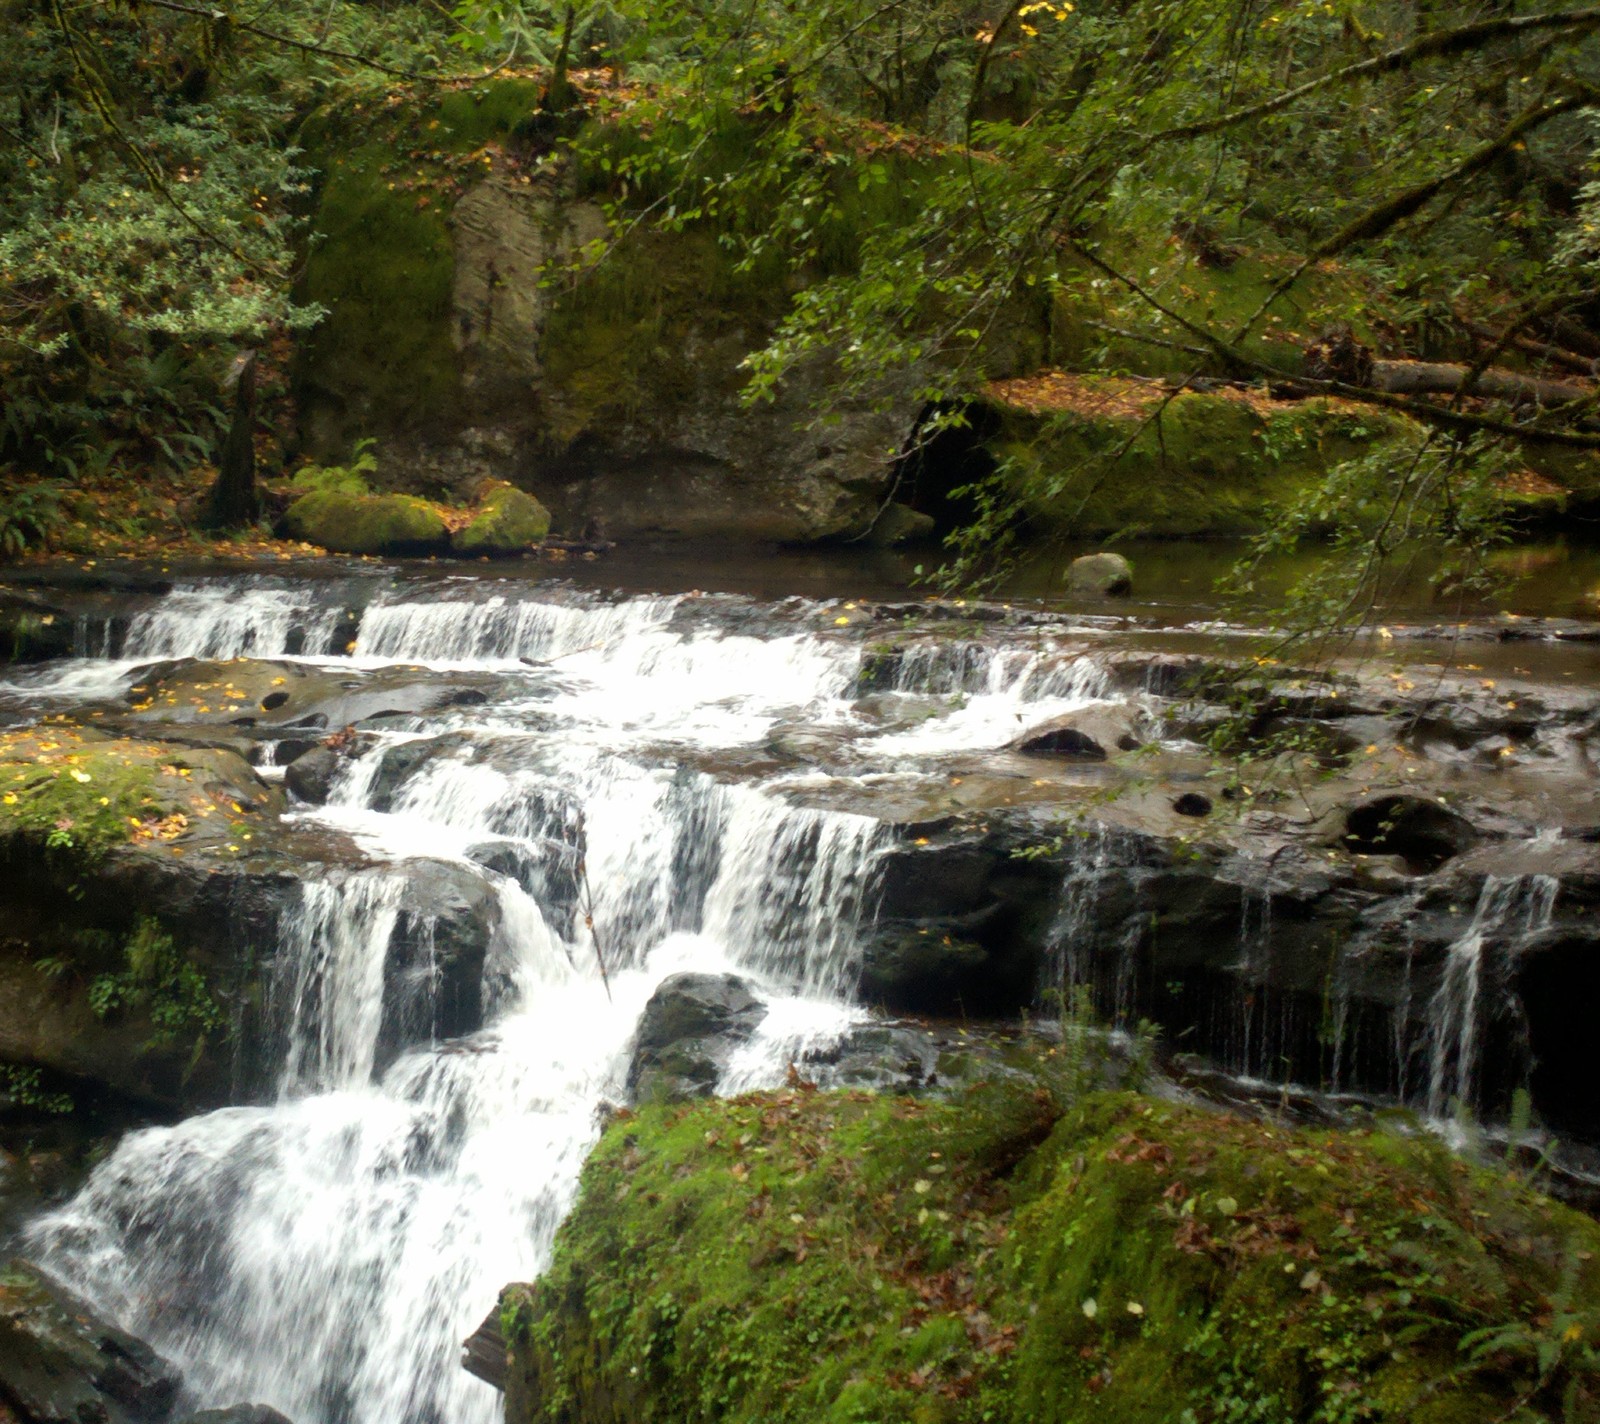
[13,574,1123,1424]
[1425,869,1561,1120]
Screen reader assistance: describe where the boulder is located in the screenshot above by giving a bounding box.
[451,485,551,556]
[626,973,767,1104]
[282,492,448,556]
[176,1409,294,1424]
[862,503,935,548]
[1067,552,1133,596]
[0,1260,180,1424]
[375,863,501,1073]
[283,746,343,806]
[1011,703,1145,759]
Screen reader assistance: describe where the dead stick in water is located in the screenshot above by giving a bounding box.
[577,853,612,1000]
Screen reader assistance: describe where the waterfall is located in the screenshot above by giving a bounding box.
[1425,873,1559,1119]
[24,579,917,1424]
[119,581,353,661]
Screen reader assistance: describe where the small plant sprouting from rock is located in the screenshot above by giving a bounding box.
[89,918,227,1053]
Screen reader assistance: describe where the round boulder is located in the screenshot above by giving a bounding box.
[1068,552,1133,597]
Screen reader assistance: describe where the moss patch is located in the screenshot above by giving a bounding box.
[506,1084,1600,1424]
[283,490,449,554]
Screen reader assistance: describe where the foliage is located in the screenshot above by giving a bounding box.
[290,438,380,497]
[0,1065,74,1116]
[506,1083,1600,1424]
[0,478,68,557]
[88,917,226,1049]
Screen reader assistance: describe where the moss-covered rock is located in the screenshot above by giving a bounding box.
[283,490,449,555]
[504,1084,1600,1424]
[452,483,551,555]
[0,725,286,1110]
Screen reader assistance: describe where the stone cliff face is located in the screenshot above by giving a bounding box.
[293,92,926,544]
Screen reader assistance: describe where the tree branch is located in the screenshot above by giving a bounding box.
[1151,7,1600,143]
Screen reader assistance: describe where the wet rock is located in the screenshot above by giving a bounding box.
[175,1408,295,1424]
[626,974,767,1105]
[0,591,75,665]
[283,745,342,805]
[465,838,580,940]
[1340,794,1478,873]
[282,492,448,556]
[859,925,992,1015]
[862,503,935,548]
[117,661,513,738]
[0,1260,180,1424]
[451,485,551,556]
[1012,704,1145,758]
[375,863,501,1073]
[803,1022,938,1092]
[1068,552,1133,597]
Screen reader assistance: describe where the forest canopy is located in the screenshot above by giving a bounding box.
[4,0,1600,581]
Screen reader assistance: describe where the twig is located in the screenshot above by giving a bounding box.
[574,820,611,1000]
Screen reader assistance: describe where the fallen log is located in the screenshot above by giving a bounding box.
[1371,359,1592,407]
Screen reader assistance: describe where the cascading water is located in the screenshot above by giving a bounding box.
[1425,870,1560,1120]
[21,575,1104,1424]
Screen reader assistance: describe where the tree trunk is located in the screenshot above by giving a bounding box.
[201,350,259,529]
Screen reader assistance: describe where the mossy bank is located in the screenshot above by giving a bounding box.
[502,1081,1600,1424]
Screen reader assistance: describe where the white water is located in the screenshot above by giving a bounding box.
[21,576,1116,1424]
[1425,869,1560,1119]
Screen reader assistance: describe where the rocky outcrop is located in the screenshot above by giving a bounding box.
[501,1087,1600,1424]
[293,94,937,545]
[0,1261,179,1424]
[626,973,768,1104]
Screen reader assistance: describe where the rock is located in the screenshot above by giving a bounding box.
[117,660,513,738]
[283,746,342,805]
[375,863,501,1074]
[461,1303,507,1390]
[0,1260,181,1424]
[451,485,551,556]
[858,924,992,1014]
[862,503,935,547]
[1011,704,1145,758]
[626,973,768,1104]
[175,1408,294,1424]
[1067,552,1133,597]
[282,492,448,556]
[0,591,75,665]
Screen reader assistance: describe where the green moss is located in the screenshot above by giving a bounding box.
[283,490,448,554]
[0,727,186,859]
[992,391,1425,537]
[507,1083,1600,1424]
[452,483,551,554]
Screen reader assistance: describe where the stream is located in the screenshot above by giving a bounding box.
[1,554,1597,1424]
